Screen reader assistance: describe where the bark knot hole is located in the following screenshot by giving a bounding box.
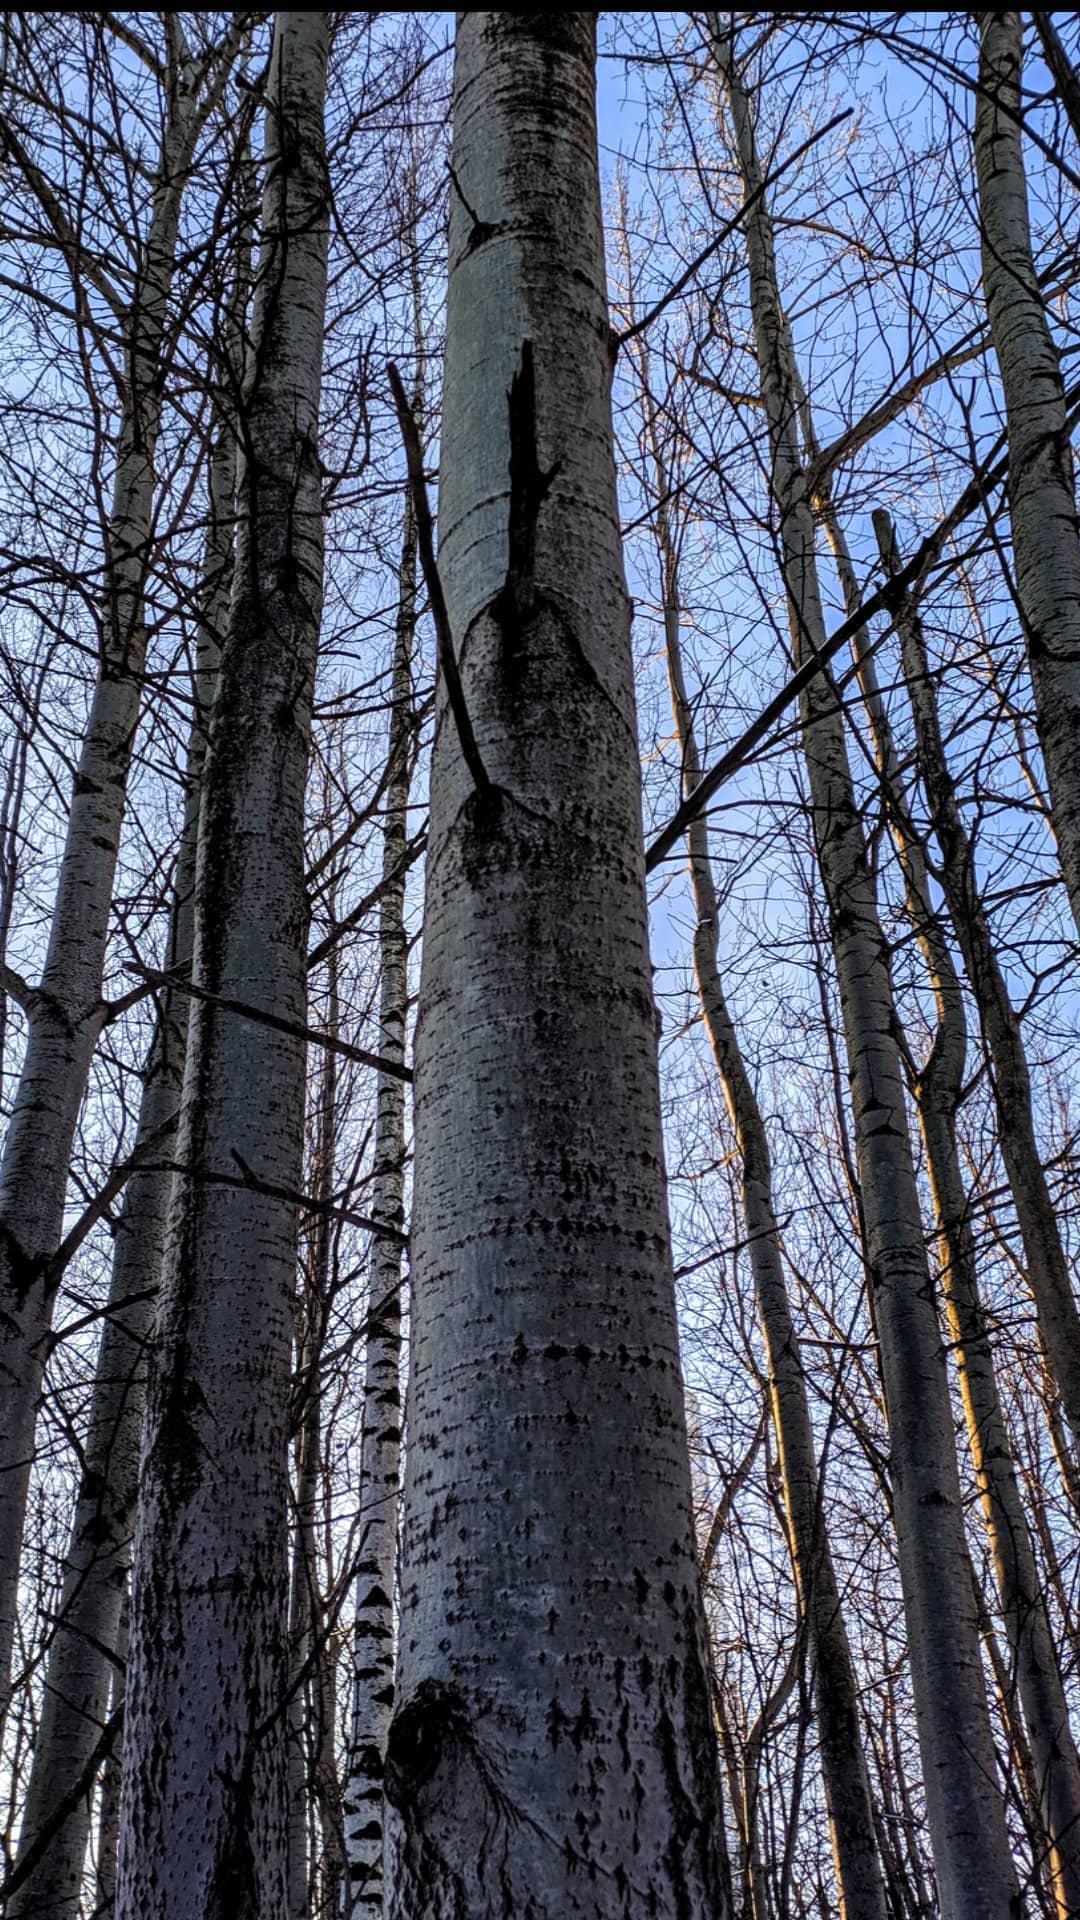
[385,1677,469,1808]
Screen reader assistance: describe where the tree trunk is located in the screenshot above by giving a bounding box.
[0,18,240,1725]
[816,409,1080,1913]
[872,503,1080,1455]
[709,21,1019,1917]
[341,485,416,1916]
[7,276,240,1920]
[631,333,886,1919]
[288,942,340,1920]
[871,511,1080,1919]
[385,15,726,1916]
[94,1596,127,1918]
[114,16,329,1916]
[975,10,1080,942]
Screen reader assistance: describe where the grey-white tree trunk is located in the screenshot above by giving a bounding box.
[341,488,416,1917]
[709,22,1019,1917]
[975,10,1080,944]
[869,494,1080,1460]
[114,16,329,1916]
[288,931,345,1920]
[817,431,1080,1911]
[385,16,726,1917]
[287,1049,333,1920]
[8,721,203,1920]
[0,19,241,1727]
[7,143,247,1915]
[873,512,1080,1920]
[633,337,886,1920]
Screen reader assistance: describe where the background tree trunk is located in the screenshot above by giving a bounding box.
[7,135,249,1913]
[341,478,416,1917]
[115,16,330,1916]
[709,20,1019,1916]
[0,22,233,1724]
[975,9,1080,942]
[871,511,1080,1919]
[629,322,886,1920]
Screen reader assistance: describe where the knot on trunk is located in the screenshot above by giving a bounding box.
[385,1678,470,1808]
[386,1679,534,1907]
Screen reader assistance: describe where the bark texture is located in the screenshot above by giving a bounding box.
[114,16,329,1917]
[386,15,726,1917]
[975,10,1080,942]
[709,22,1019,1918]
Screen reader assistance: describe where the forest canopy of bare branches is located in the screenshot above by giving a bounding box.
[1,10,1079,1919]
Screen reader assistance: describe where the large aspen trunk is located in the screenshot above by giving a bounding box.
[871,513,1080,1919]
[0,27,214,1720]
[385,16,725,1916]
[114,16,329,1917]
[632,340,886,1920]
[341,487,416,1917]
[708,23,1019,1917]
[975,11,1080,943]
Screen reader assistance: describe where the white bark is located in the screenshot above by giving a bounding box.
[341,489,416,1917]
[115,16,329,1916]
[288,948,342,1920]
[975,10,1080,942]
[288,1228,327,1920]
[709,23,1019,1917]
[386,15,725,1917]
[870,492,1080,1455]
[817,428,1080,1911]
[0,19,241,1726]
[7,145,246,1914]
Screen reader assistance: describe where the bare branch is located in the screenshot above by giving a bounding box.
[387,359,492,797]
[615,107,854,353]
[125,964,413,1083]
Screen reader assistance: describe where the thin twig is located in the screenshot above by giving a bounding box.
[645,377,1080,871]
[646,437,1003,870]
[615,107,853,352]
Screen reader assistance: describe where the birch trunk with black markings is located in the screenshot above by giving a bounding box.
[341,480,417,1917]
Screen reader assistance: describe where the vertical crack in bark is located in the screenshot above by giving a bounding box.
[492,340,560,672]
